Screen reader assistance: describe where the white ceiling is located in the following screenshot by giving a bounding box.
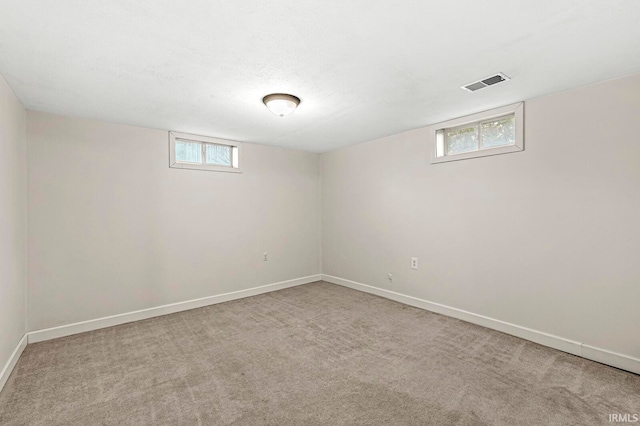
[1,1,639,152]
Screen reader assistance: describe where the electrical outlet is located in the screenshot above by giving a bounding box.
[411,257,418,270]
[388,273,393,283]
[263,252,268,261]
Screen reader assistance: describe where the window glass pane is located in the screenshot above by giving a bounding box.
[446,125,478,154]
[435,130,445,157]
[232,146,239,168]
[480,115,515,148]
[175,140,202,163]
[206,144,232,166]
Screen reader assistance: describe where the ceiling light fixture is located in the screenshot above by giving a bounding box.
[263,93,300,117]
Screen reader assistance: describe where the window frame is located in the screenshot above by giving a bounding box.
[169,131,243,173]
[430,102,524,164]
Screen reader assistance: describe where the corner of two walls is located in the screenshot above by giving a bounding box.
[320,72,640,367]
[0,74,27,389]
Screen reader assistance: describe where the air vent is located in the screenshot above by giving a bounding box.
[461,73,510,92]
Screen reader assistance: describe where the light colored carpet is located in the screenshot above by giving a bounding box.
[0,281,638,425]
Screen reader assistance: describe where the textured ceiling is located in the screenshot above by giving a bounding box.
[1,1,639,152]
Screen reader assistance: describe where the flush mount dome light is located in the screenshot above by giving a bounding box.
[263,93,300,117]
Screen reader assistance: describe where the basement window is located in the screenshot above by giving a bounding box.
[430,102,524,164]
[169,132,242,173]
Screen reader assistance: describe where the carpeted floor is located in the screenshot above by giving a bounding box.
[0,281,638,425]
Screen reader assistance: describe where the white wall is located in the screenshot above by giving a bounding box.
[321,73,640,361]
[27,112,320,331]
[0,76,27,371]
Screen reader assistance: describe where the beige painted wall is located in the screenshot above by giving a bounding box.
[321,73,640,360]
[27,112,320,330]
[0,76,27,369]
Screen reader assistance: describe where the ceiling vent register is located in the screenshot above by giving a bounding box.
[461,73,510,92]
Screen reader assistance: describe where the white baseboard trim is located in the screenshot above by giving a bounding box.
[581,345,640,375]
[0,334,28,393]
[28,274,322,344]
[322,274,640,375]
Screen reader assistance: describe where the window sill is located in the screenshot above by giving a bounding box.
[430,143,523,164]
[169,162,243,173]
